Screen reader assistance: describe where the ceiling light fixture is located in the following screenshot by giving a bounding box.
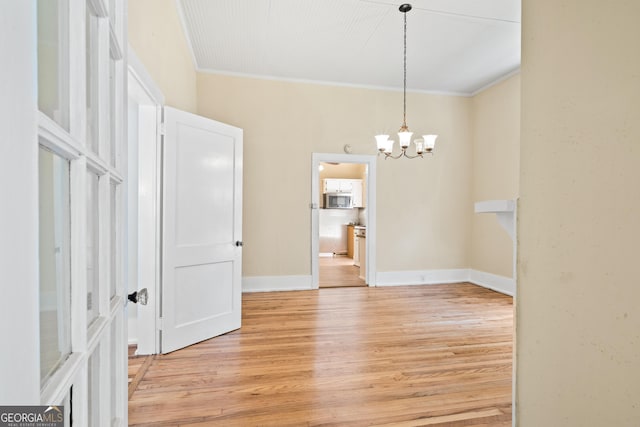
[376,4,437,159]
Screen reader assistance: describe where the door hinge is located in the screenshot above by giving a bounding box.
[159,122,166,136]
[158,317,164,331]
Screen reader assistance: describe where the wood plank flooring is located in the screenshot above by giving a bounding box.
[319,255,366,288]
[128,346,155,400]
[128,284,513,426]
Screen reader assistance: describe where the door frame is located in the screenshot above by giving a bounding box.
[0,1,40,402]
[127,49,164,355]
[311,153,377,288]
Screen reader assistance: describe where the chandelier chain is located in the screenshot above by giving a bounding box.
[402,9,407,129]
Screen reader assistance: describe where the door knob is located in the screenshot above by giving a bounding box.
[235,241,243,247]
[128,288,149,305]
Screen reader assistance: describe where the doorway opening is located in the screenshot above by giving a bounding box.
[311,153,377,289]
[318,162,366,288]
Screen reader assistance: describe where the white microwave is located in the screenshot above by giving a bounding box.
[324,192,353,209]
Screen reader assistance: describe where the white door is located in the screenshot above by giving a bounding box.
[161,107,243,353]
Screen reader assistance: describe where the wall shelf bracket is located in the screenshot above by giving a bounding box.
[474,199,516,241]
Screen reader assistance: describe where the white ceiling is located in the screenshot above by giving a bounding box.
[178,0,521,96]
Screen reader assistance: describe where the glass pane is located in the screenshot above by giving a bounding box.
[87,171,100,326]
[110,182,117,299]
[37,0,69,130]
[39,147,71,383]
[88,348,100,425]
[109,56,117,166]
[86,9,99,153]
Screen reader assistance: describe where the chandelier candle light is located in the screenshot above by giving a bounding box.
[376,3,438,159]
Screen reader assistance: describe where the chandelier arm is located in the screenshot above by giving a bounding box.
[384,151,405,160]
[403,151,423,159]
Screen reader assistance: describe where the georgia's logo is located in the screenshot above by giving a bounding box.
[44,406,62,415]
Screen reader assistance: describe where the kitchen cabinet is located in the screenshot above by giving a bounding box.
[358,235,366,280]
[351,181,363,208]
[323,178,352,193]
[323,178,364,208]
[353,233,360,266]
[346,225,355,258]
[353,226,365,267]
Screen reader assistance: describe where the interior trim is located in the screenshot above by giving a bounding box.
[468,269,515,296]
[375,269,470,286]
[242,269,515,296]
[243,275,314,293]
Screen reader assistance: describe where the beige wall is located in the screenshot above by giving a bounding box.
[197,73,472,276]
[124,1,515,281]
[470,75,520,277]
[518,1,640,425]
[128,0,197,113]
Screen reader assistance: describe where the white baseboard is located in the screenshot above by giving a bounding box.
[375,268,514,296]
[239,270,514,296]
[243,275,314,293]
[468,269,515,296]
[375,269,469,286]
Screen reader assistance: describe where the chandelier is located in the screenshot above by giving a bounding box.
[376,4,438,159]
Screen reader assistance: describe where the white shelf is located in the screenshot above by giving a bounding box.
[474,199,516,242]
[474,199,515,214]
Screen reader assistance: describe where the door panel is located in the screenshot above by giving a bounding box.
[161,106,243,354]
[174,262,234,326]
[174,125,235,247]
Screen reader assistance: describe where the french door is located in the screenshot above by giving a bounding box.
[0,0,130,425]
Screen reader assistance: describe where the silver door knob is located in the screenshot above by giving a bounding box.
[128,288,149,305]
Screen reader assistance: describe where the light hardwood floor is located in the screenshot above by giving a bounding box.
[319,255,366,288]
[128,284,513,426]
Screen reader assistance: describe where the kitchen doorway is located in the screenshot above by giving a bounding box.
[311,153,377,288]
